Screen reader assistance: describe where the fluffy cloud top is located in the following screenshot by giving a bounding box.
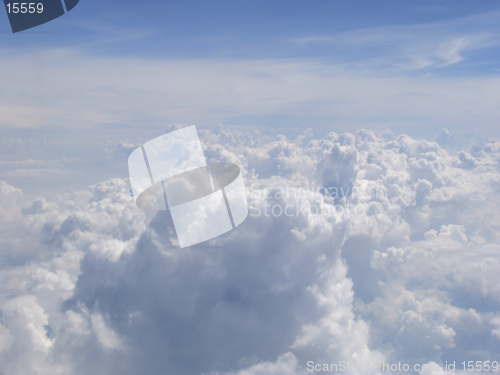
[1,127,500,375]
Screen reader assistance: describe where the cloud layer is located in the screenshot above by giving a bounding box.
[1,127,500,374]
[1,46,500,135]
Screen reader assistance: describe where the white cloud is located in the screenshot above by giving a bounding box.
[1,128,500,374]
[90,313,125,351]
[0,181,22,222]
[293,11,500,71]
[216,352,304,375]
[1,46,500,135]
[0,322,14,354]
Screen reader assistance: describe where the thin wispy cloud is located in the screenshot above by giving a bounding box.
[292,10,500,71]
[1,48,499,137]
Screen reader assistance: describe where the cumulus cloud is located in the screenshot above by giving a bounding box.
[1,128,500,374]
[0,181,22,222]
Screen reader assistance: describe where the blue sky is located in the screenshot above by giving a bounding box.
[2,0,500,61]
[1,0,500,193]
[0,1,496,59]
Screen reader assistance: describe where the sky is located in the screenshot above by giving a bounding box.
[1,0,500,195]
[1,0,500,140]
[1,1,500,375]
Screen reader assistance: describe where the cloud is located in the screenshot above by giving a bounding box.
[1,46,500,136]
[293,11,500,71]
[1,128,500,374]
[0,181,23,222]
[114,141,140,157]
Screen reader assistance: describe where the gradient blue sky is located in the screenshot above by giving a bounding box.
[2,0,500,61]
[1,0,500,194]
[1,0,499,131]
